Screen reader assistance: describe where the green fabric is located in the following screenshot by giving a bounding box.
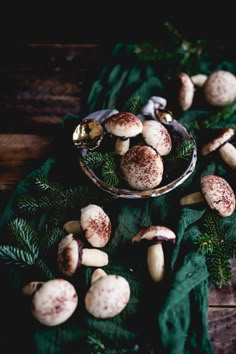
[0,41,236,354]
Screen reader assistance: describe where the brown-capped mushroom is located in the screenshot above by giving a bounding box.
[104,112,143,155]
[63,220,81,235]
[23,279,78,326]
[57,234,108,276]
[120,145,164,190]
[132,225,176,282]
[200,128,236,169]
[178,72,195,111]
[203,70,236,107]
[142,120,172,156]
[180,174,236,217]
[80,204,111,247]
[85,269,130,318]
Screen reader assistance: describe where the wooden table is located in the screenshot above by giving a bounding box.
[0,43,235,354]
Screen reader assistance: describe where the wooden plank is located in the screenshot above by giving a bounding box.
[208,307,236,354]
[209,258,236,306]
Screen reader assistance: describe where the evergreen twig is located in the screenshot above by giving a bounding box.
[122,96,145,115]
[166,140,195,161]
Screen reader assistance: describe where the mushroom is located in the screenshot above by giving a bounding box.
[57,234,109,276]
[63,220,81,235]
[132,225,176,282]
[23,279,78,326]
[104,112,143,155]
[120,145,164,190]
[142,119,172,156]
[84,269,130,318]
[203,70,236,107]
[180,174,236,217]
[176,72,195,111]
[191,73,208,87]
[80,204,111,247]
[200,128,236,169]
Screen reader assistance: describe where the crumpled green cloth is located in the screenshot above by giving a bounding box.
[0,42,236,354]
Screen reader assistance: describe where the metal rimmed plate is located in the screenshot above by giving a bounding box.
[74,109,197,199]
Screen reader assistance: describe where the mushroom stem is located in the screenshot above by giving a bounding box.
[115,137,130,155]
[22,281,44,296]
[180,191,204,206]
[219,142,236,169]
[81,248,109,267]
[91,268,107,284]
[147,243,165,282]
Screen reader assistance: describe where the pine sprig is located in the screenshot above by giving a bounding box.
[194,211,235,288]
[8,218,39,253]
[101,158,120,187]
[35,175,65,194]
[166,140,195,161]
[200,102,236,129]
[122,96,145,115]
[81,151,105,168]
[0,246,36,266]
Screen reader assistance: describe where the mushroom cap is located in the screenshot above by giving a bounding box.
[104,112,143,138]
[80,204,111,247]
[178,72,195,111]
[142,120,172,156]
[120,145,164,190]
[31,279,78,326]
[85,274,130,318]
[201,128,235,156]
[57,234,83,276]
[201,175,235,217]
[132,225,176,243]
[203,70,236,107]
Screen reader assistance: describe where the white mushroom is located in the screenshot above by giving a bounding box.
[191,73,208,87]
[120,145,164,190]
[178,72,195,111]
[132,225,176,282]
[57,234,108,276]
[203,70,236,107]
[85,270,130,318]
[142,120,172,156]
[104,112,143,155]
[180,175,236,217]
[80,204,111,247]
[24,279,78,326]
[200,128,236,169]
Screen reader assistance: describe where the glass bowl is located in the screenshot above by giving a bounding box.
[73,109,197,199]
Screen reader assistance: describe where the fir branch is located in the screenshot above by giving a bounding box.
[40,227,65,252]
[35,175,65,195]
[0,246,36,266]
[16,195,39,216]
[166,140,195,161]
[200,102,236,129]
[122,96,145,115]
[36,258,55,279]
[194,233,214,254]
[101,158,120,187]
[8,218,39,254]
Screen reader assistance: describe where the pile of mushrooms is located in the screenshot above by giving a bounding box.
[104,109,173,191]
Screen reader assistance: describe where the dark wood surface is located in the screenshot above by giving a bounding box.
[0,43,235,354]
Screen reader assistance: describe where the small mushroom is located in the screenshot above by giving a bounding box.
[63,220,81,235]
[178,72,195,111]
[142,119,172,156]
[191,73,208,87]
[132,225,176,282]
[200,128,236,169]
[57,234,109,276]
[23,279,78,326]
[85,269,130,318]
[120,145,164,190]
[104,112,143,155]
[80,204,111,247]
[180,174,236,217]
[203,70,236,107]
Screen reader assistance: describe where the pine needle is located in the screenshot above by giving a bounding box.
[122,96,145,115]
[0,246,36,266]
[8,218,39,253]
[166,140,195,161]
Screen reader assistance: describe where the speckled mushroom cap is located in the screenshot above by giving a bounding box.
[132,225,176,243]
[31,279,78,326]
[104,112,143,138]
[203,70,236,107]
[201,175,235,217]
[120,145,163,190]
[85,274,130,318]
[201,128,235,156]
[142,120,172,156]
[57,234,83,276]
[178,72,195,111]
[80,204,111,247]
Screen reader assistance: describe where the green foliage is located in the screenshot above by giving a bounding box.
[0,246,36,266]
[200,102,236,129]
[122,96,145,115]
[166,140,195,161]
[194,212,235,288]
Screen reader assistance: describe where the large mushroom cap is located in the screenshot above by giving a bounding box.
[80,204,111,247]
[120,145,164,190]
[132,225,176,243]
[85,274,130,318]
[31,279,78,326]
[201,128,235,156]
[203,70,236,107]
[142,120,172,156]
[201,175,235,217]
[57,234,83,276]
[104,112,143,138]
